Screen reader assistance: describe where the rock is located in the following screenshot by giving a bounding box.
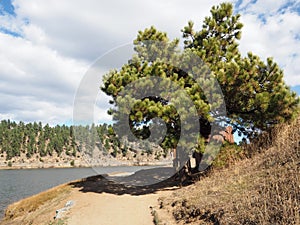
[222,126,234,144]
[65,200,74,208]
[210,134,224,143]
[54,208,67,219]
[210,126,234,144]
[54,200,75,220]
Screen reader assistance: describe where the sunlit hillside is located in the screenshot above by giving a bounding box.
[155,117,300,225]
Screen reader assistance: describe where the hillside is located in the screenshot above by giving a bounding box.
[0,120,171,169]
[0,118,299,224]
[154,117,300,224]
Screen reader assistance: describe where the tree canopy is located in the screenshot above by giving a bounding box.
[101,2,299,154]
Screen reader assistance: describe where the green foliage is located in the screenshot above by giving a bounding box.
[0,119,139,160]
[182,2,299,137]
[48,219,67,225]
[0,120,78,159]
[101,1,299,156]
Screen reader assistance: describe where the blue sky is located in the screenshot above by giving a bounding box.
[0,0,299,126]
[0,0,15,15]
[291,85,300,94]
[0,0,19,36]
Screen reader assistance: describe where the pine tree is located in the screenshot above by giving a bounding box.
[182,2,299,137]
[101,2,299,157]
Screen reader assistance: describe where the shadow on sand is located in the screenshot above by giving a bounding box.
[69,167,187,196]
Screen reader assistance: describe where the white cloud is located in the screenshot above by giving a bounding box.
[0,94,73,125]
[1,0,228,125]
[0,0,299,125]
[244,0,291,15]
[12,0,225,60]
[237,0,300,86]
[0,33,88,125]
[22,23,46,45]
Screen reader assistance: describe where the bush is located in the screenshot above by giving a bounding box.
[212,143,246,169]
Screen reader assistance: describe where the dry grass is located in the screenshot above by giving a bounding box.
[0,183,72,225]
[157,118,300,224]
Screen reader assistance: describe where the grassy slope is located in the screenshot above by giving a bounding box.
[156,118,300,225]
[0,183,72,225]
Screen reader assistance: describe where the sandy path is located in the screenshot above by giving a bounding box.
[0,171,177,225]
[62,168,178,224]
[66,189,164,225]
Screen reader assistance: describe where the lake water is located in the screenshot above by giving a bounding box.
[0,166,155,219]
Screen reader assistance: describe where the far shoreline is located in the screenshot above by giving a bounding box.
[0,161,173,170]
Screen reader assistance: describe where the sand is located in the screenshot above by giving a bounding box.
[64,171,177,225]
[66,190,163,225]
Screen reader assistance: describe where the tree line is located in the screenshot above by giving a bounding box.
[0,119,130,161]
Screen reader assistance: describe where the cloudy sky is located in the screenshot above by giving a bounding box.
[0,0,299,126]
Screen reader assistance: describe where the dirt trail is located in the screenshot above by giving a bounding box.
[1,170,177,225]
[66,189,165,225]
[62,168,178,224]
